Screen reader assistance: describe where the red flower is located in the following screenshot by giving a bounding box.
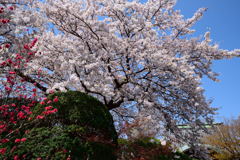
[1,61,6,66]
[14,155,19,160]
[17,111,26,119]
[36,115,44,119]
[28,52,34,56]
[1,19,7,24]
[1,139,9,143]
[9,6,14,10]
[7,58,12,63]
[5,44,10,48]
[9,71,16,74]
[0,124,6,130]
[47,100,52,104]
[5,86,12,92]
[52,108,58,113]
[40,101,45,105]
[43,108,58,115]
[11,103,16,107]
[21,138,27,142]
[24,44,30,50]
[45,106,53,110]
[0,148,6,155]
[53,97,59,102]
[14,139,21,143]
[31,38,38,47]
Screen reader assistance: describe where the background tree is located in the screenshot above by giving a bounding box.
[202,117,240,160]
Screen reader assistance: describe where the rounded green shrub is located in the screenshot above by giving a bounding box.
[8,91,118,160]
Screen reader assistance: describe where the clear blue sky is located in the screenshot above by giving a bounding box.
[174,0,240,121]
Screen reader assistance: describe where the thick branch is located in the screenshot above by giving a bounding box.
[15,70,47,92]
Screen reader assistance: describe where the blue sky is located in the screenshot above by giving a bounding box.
[174,0,240,121]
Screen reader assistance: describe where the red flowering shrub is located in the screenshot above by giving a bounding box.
[0,4,60,159]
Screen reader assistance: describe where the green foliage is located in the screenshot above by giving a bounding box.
[13,126,117,160]
[4,91,118,159]
[13,127,72,159]
[118,137,196,160]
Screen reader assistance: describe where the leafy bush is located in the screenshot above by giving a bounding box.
[2,91,118,159]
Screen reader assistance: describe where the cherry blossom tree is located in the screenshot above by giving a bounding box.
[2,0,240,146]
